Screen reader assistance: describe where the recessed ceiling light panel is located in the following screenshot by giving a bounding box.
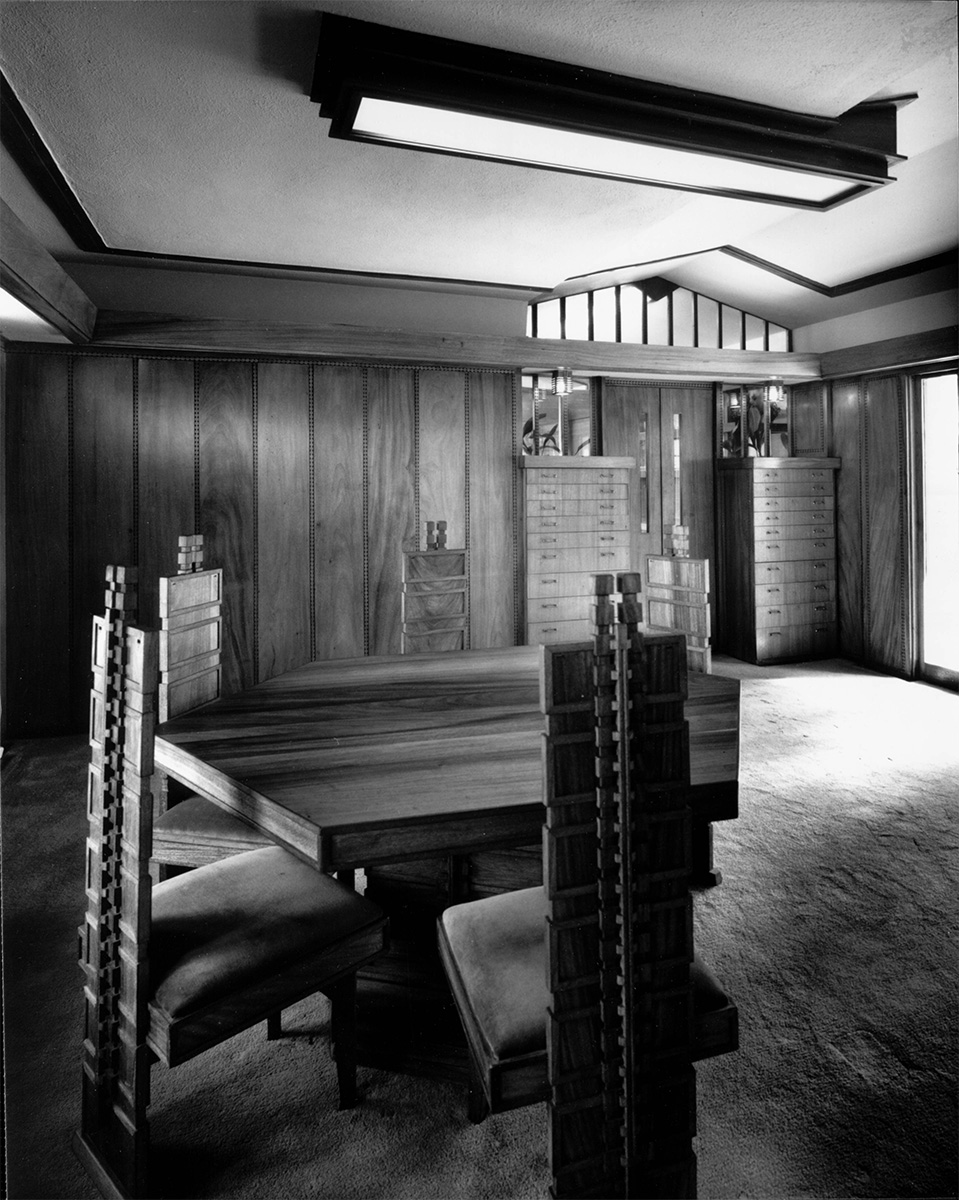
[311,13,911,210]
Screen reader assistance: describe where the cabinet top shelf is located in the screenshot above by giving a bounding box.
[520,456,636,470]
[718,457,841,471]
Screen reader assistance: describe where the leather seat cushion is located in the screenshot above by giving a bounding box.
[151,846,383,1018]
[440,886,729,1061]
[153,794,271,845]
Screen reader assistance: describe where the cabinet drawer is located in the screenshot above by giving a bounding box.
[755,600,836,628]
[753,494,834,514]
[754,507,835,525]
[527,512,628,534]
[527,618,592,644]
[754,537,835,563]
[755,579,836,606]
[751,467,834,485]
[753,480,834,499]
[527,499,629,520]
[528,569,613,599]
[754,521,834,541]
[526,482,627,501]
[756,622,837,661]
[527,545,630,574]
[526,529,630,551]
[527,595,593,623]
[754,559,835,585]
[525,468,630,485]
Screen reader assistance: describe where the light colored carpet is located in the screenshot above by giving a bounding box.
[2,657,957,1199]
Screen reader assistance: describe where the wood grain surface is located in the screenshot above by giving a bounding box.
[155,645,739,872]
[4,353,72,731]
[256,361,311,680]
[197,360,255,694]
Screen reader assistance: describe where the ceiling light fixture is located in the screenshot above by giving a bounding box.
[310,14,911,210]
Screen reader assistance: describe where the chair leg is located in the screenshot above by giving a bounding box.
[328,975,358,1110]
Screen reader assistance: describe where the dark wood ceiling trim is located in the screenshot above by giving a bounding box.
[819,326,958,378]
[1,199,96,342]
[0,73,103,252]
[720,246,957,298]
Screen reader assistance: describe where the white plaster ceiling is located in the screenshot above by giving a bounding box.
[0,0,956,328]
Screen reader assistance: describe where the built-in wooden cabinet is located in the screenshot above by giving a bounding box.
[718,457,841,663]
[521,456,634,644]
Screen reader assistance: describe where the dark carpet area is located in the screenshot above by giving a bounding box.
[2,656,957,1199]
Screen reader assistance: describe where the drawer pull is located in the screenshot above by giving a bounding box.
[811,471,824,477]
[814,562,827,569]
[543,579,558,585]
[598,521,615,526]
[815,605,828,612]
[539,538,558,544]
[769,632,782,638]
[768,609,781,615]
[766,566,781,573]
[815,584,827,591]
[766,588,781,594]
[814,541,826,547]
[768,544,780,550]
[813,486,825,492]
[600,504,615,509]
[599,536,614,542]
[541,521,559,528]
[599,488,615,494]
[541,554,558,559]
[765,529,781,536]
[543,628,558,633]
[541,604,557,609]
[541,505,557,511]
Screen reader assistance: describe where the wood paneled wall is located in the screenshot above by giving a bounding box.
[830,372,915,676]
[4,348,521,735]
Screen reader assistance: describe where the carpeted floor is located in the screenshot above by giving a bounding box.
[2,656,957,1200]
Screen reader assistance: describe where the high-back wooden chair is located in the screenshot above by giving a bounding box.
[152,535,272,868]
[401,520,469,653]
[437,574,737,1197]
[644,554,712,674]
[75,566,389,1199]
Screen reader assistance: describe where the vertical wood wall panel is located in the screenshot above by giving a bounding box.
[468,371,517,648]
[137,358,196,632]
[367,367,416,656]
[197,361,255,694]
[5,354,71,733]
[314,364,365,660]
[257,361,311,680]
[71,355,136,724]
[830,378,865,662]
[418,369,467,551]
[791,381,828,456]
[863,374,910,674]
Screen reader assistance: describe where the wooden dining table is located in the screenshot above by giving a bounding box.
[154,642,740,1080]
[155,643,739,870]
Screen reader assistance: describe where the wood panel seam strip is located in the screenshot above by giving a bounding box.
[252,361,260,683]
[309,364,317,662]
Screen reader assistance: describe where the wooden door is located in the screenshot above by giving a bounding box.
[599,380,717,572]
